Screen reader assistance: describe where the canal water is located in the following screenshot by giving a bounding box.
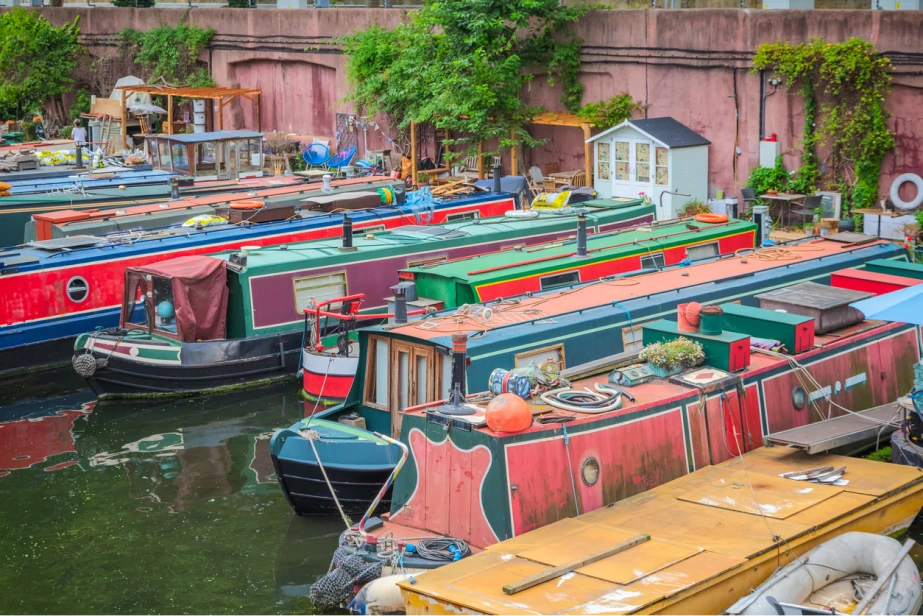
[6,368,923,614]
[0,368,340,614]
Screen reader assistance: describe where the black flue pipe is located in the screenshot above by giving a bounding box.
[576,212,588,257]
[492,164,502,193]
[170,177,180,200]
[391,284,408,324]
[342,214,353,249]
[74,143,84,170]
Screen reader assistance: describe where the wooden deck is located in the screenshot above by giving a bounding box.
[400,446,923,615]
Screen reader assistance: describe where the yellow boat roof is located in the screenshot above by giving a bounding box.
[399,446,923,615]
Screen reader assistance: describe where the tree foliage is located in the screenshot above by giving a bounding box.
[340,0,588,159]
[119,22,215,87]
[753,38,894,212]
[0,9,82,119]
[577,94,644,129]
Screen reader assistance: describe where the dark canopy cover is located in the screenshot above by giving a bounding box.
[124,256,229,342]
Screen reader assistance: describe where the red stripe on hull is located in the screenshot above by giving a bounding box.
[2,198,513,328]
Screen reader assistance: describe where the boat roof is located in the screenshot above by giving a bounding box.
[378,238,896,342]
[216,202,654,274]
[0,184,489,274]
[146,130,263,143]
[405,217,754,285]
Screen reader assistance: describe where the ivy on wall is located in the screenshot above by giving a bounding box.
[119,21,215,88]
[752,38,895,212]
[340,0,588,160]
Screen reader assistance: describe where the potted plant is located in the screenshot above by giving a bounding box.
[639,337,705,378]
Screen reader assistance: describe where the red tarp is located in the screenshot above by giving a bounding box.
[125,256,229,342]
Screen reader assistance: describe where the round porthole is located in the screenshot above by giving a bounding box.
[792,386,806,411]
[581,457,600,486]
[66,276,89,303]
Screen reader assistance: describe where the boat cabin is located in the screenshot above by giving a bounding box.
[147,130,264,180]
[121,256,229,342]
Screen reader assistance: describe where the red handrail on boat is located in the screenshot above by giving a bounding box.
[302,294,429,351]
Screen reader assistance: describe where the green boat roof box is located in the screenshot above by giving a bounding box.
[641,319,750,373]
[863,258,923,281]
[719,302,815,354]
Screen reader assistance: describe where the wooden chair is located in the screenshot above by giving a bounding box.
[570,171,586,188]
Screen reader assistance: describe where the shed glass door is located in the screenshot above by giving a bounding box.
[610,139,654,201]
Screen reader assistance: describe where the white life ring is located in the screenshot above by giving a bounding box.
[890,173,923,211]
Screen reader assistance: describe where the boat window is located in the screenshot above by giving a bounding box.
[622,324,644,352]
[389,342,436,438]
[66,276,89,303]
[446,211,479,222]
[196,142,218,175]
[438,352,452,400]
[171,144,190,173]
[540,270,580,291]
[687,242,719,262]
[640,252,665,270]
[150,276,177,335]
[515,343,565,371]
[158,141,171,171]
[408,255,447,268]
[293,272,347,314]
[363,335,389,409]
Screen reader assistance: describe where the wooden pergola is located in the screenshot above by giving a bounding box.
[408,111,593,186]
[119,85,262,149]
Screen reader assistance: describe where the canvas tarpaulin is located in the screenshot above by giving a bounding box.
[127,256,229,342]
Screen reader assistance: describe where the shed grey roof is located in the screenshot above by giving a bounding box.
[146,130,263,144]
[586,117,710,149]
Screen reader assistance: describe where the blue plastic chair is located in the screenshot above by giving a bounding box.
[326,146,357,174]
[302,143,331,167]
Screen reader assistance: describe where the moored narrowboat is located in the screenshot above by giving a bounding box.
[0,185,512,375]
[71,199,655,398]
[301,214,755,406]
[270,237,912,517]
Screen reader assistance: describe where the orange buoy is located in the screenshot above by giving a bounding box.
[485,393,533,433]
[694,213,729,224]
[229,200,265,210]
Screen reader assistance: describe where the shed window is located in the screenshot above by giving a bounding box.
[540,270,580,291]
[515,344,565,371]
[614,141,629,182]
[687,242,720,262]
[655,147,669,186]
[293,272,347,314]
[597,143,610,181]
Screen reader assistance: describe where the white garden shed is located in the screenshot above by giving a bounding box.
[586,117,710,220]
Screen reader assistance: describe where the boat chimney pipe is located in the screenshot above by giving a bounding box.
[391,283,408,324]
[492,164,502,194]
[342,214,353,249]
[436,333,475,416]
[170,177,180,200]
[576,212,588,257]
[74,143,85,170]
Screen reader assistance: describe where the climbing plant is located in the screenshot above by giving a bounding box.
[753,38,894,212]
[340,0,588,160]
[119,22,215,87]
[0,10,83,121]
[577,94,644,129]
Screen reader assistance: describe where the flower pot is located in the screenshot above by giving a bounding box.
[648,362,682,378]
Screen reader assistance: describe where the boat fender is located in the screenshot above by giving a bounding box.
[347,574,422,615]
[890,173,923,211]
[694,213,729,224]
[72,353,104,378]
